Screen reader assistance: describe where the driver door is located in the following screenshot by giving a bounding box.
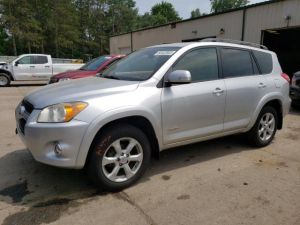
[13,56,35,80]
[161,47,226,145]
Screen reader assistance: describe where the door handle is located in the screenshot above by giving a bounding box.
[258,82,266,88]
[213,88,224,96]
[29,66,35,68]
[45,66,50,68]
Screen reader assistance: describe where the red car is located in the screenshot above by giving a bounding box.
[49,54,125,83]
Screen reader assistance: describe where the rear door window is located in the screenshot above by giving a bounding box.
[252,50,273,74]
[34,56,48,64]
[221,48,254,78]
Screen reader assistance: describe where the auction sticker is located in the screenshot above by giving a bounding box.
[154,51,176,56]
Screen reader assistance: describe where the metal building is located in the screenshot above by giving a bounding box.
[110,0,300,75]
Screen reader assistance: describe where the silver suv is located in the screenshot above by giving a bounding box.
[16,40,291,191]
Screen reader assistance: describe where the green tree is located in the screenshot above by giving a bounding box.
[190,8,202,18]
[0,24,9,55]
[151,1,181,25]
[47,0,80,57]
[136,12,156,28]
[18,0,42,53]
[0,0,41,55]
[106,0,138,35]
[29,0,51,53]
[0,0,141,58]
[210,0,249,13]
[136,1,181,28]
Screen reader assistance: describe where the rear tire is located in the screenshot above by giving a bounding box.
[0,73,10,87]
[87,124,151,192]
[246,106,278,147]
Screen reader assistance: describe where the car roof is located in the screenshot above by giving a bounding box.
[148,42,273,54]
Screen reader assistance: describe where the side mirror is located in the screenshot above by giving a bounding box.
[166,70,191,85]
[14,61,19,67]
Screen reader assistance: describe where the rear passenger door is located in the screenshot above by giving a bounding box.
[32,56,52,80]
[221,47,267,131]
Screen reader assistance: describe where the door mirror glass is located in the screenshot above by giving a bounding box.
[14,61,19,66]
[166,70,192,85]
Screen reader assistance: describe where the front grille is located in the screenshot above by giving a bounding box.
[17,100,34,135]
[19,118,26,134]
[22,100,34,114]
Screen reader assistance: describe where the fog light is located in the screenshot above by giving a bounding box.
[54,143,63,156]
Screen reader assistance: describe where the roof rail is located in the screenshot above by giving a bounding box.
[200,38,268,50]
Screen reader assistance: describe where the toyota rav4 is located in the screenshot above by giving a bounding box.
[16,40,291,191]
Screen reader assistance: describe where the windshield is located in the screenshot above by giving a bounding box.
[101,47,180,81]
[80,56,111,71]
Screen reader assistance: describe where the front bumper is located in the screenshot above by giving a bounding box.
[16,106,89,168]
[48,78,58,84]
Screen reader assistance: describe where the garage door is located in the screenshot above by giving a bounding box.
[262,27,300,77]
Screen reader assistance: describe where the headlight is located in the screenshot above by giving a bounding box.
[58,78,70,82]
[37,102,88,123]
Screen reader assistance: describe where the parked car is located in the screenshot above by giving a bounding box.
[15,40,291,191]
[0,54,84,87]
[48,55,125,84]
[290,71,300,108]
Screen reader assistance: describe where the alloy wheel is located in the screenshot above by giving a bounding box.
[101,137,143,183]
[258,112,275,142]
[0,76,8,86]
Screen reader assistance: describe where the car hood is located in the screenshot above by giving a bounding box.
[53,69,96,79]
[25,77,140,108]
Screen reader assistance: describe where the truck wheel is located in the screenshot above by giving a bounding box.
[0,73,10,87]
[246,106,278,147]
[87,124,151,191]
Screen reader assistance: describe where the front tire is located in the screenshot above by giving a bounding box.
[0,73,10,87]
[246,106,278,147]
[87,124,151,191]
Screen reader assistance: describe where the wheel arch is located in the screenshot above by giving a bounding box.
[250,94,284,131]
[0,69,14,81]
[264,99,283,130]
[76,110,162,168]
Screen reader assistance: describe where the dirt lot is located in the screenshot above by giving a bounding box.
[0,84,300,225]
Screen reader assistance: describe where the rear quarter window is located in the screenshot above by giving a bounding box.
[252,50,273,74]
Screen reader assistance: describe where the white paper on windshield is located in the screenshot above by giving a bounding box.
[154,51,176,56]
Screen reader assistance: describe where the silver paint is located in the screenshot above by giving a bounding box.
[16,42,291,169]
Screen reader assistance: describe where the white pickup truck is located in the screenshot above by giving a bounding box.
[0,54,84,86]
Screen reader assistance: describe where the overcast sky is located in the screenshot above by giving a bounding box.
[135,0,269,19]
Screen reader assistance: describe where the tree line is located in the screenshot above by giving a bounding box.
[0,0,248,60]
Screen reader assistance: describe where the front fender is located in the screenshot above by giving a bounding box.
[75,106,162,168]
